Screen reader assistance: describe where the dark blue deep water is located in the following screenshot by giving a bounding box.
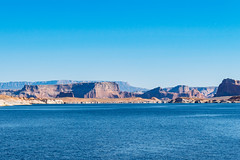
[1,104,240,160]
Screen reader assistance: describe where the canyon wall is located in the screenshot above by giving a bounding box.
[12,82,133,99]
[140,85,204,100]
[215,79,240,97]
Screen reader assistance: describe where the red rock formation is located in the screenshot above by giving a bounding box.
[14,82,127,99]
[140,85,204,100]
[169,85,190,93]
[169,85,204,98]
[215,78,240,97]
[83,82,120,98]
[191,87,217,98]
[189,89,205,98]
[140,87,178,100]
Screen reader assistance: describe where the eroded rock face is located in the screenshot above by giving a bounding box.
[189,89,205,98]
[229,96,240,102]
[169,85,190,94]
[215,79,240,97]
[0,90,16,96]
[170,97,195,103]
[164,86,217,98]
[169,85,204,98]
[0,95,64,106]
[13,82,128,99]
[141,85,204,100]
[140,87,178,100]
[192,87,217,98]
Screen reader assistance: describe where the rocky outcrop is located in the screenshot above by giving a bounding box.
[170,97,196,103]
[228,96,240,103]
[215,78,240,97]
[0,89,16,96]
[169,85,204,98]
[191,87,217,98]
[169,97,211,103]
[229,96,240,102]
[164,86,217,98]
[169,85,190,93]
[0,95,165,106]
[140,87,178,100]
[141,85,204,100]
[0,95,64,106]
[11,82,132,99]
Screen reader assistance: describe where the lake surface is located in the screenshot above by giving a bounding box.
[1,104,240,160]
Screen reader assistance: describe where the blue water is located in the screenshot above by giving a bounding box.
[1,104,240,160]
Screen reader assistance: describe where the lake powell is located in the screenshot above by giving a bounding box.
[1,104,240,160]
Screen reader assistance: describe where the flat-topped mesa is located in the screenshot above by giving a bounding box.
[169,85,190,93]
[14,82,132,99]
[215,78,240,97]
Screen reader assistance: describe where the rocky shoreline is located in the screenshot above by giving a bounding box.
[1,95,240,107]
[169,97,240,103]
[0,95,64,106]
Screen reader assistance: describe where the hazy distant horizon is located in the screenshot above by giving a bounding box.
[0,78,225,89]
[1,0,239,88]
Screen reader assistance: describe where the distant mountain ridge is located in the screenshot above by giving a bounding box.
[0,80,148,93]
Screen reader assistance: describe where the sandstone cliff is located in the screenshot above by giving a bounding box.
[164,86,217,98]
[169,85,204,98]
[140,87,177,100]
[0,95,64,106]
[215,78,240,97]
[12,82,133,99]
[191,87,217,98]
[140,85,204,100]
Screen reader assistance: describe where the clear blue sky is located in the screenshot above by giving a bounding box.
[0,0,240,88]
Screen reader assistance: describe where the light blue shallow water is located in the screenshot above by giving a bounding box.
[1,104,240,160]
